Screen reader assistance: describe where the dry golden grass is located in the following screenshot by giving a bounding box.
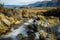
[0,7,59,36]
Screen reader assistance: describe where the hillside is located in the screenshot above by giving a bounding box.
[0,5,60,40]
[28,1,60,7]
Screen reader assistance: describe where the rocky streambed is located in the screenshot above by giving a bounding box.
[0,18,60,40]
[0,6,60,40]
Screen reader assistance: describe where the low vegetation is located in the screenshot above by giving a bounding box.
[0,4,60,40]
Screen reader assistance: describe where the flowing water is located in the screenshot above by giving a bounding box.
[0,18,60,40]
[0,19,35,40]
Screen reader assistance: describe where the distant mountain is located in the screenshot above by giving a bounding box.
[4,1,60,8]
[28,2,44,7]
[28,1,60,7]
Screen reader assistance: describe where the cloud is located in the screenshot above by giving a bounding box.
[0,0,51,5]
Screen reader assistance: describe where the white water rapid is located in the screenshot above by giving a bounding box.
[0,19,35,40]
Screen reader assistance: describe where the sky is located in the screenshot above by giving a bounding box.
[0,0,51,5]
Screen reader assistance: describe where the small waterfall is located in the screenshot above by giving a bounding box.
[0,19,35,40]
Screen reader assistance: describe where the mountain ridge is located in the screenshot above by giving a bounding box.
[28,1,60,7]
[3,1,60,8]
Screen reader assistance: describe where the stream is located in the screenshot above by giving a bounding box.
[0,19,35,40]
